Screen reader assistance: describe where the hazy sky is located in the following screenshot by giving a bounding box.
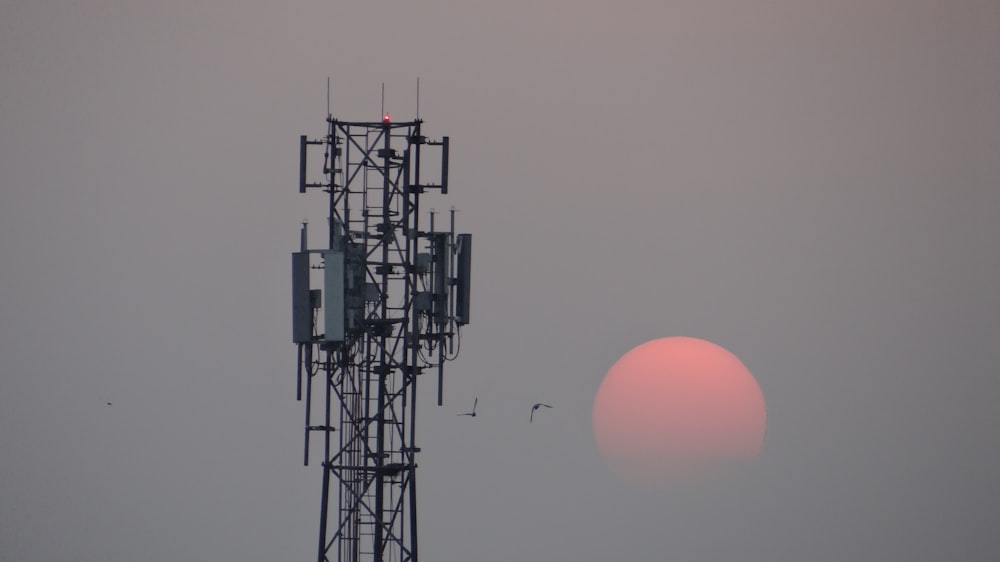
[2,1,999,561]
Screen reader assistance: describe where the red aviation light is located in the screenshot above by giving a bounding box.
[383,113,391,123]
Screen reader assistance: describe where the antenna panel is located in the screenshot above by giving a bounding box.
[323,250,345,342]
[455,233,471,325]
[292,252,313,343]
[432,233,450,323]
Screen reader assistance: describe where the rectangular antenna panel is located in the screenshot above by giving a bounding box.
[455,234,471,325]
[440,136,449,194]
[432,234,449,323]
[323,251,345,342]
[292,252,312,343]
[299,136,308,193]
[345,244,366,332]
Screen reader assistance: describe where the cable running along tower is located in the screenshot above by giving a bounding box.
[292,112,471,562]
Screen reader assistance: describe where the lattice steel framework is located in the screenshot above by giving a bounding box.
[292,115,470,562]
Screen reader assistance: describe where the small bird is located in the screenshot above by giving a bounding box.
[458,397,478,417]
[530,403,552,423]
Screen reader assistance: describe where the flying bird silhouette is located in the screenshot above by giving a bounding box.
[458,397,478,417]
[530,403,552,423]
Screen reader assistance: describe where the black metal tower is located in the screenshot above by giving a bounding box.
[292,113,471,562]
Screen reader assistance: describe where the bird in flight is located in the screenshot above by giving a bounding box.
[530,403,552,423]
[458,397,478,417]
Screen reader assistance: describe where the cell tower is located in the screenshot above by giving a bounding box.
[291,111,471,562]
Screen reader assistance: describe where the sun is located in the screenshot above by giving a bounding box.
[592,337,766,486]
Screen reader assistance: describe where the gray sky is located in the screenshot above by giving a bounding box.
[2,1,999,560]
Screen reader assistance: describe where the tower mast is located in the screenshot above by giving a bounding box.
[292,111,471,562]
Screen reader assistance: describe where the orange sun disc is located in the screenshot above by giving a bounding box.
[593,337,766,485]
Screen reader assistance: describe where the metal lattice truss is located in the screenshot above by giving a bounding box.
[295,117,462,562]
